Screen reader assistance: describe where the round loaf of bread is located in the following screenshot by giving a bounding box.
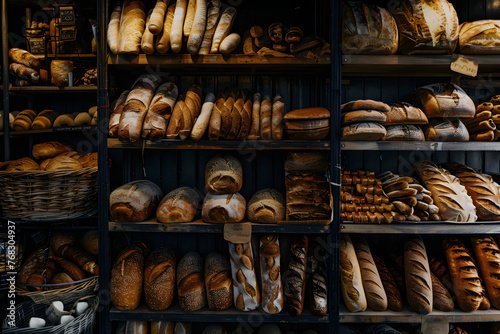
[156,187,202,223]
[53,114,76,127]
[205,155,243,194]
[32,141,71,160]
[341,110,387,125]
[247,188,285,223]
[177,252,206,312]
[144,246,176,310]
[202,193,247,223]
[341,100,390,112]
[205,252,233,311]
[5,157,40,171]
[341,122,387,141]
[283,107,330,120]
[424,118,469,141]
[109,180,163,222]
[382,124,425,141]
[45,156,83,171]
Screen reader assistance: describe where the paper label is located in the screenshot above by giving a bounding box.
[450,54,478,77]
[224,223,252,244]
[421,316,449,334]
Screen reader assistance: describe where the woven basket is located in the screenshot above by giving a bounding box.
[17,276,99,304]
[0,167,98,220]
[2,295,99,334]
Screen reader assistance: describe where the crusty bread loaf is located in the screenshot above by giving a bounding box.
[156,187,202,223]
[190,93,216,141]
[31,109,59,129]
[50,60,73,86]
[205,252,232,311]
[49,255,86,281]
[109,180,163,222]
[340,235,367,312]
[471,236,500,309]
[413,161,476,222]
[459,20,500,54]
[404,236,432,314]
[259,235,283,314]
[341,122,387,141]
[110,245,145,310]
[284,236,308,316]
[49,272,74,286]
[383,124,425,141]
[341,110,386,125]
[8,48,41,69]
[9,63,40,83]
[149,0,169,35]
[430,272,454,311]
[247,189,285,223]
[5,157,40,171]
[141,9,156,54]
[424,118,469,141]
[107,3,122,54]
[32,141,71,160]
[170,0,188,53]
[381,102,429,125]
[341,100,390,112]
[187,0,208,54]
[156,3,176,53]
[202,192,246,223]
[45,156,83,171]
[352,236,387,311]
[443,238,483,312]
[177,251,206,312]
[117,0,145,54]
[205,154,242,194]
[373,254,403,312]
[80,230,98,257]
[79,152,98,168]
[56,244,98,275]
[144,246,176,310]
[210,6,236,53]
[124,321,149,334]
[228,241,260,311]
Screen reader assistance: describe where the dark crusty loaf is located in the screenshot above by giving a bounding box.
[144,246,176,310]
[471,236,500,309]
[381,102,429,125]
[205,154,243,194]
[247,188,285,223]
[430,272,454,311]
[373,254,403,312]
[458,20,500,54]
[205,252,233,311]
[284,152,329,173]
[110,245,145,310]
[383,124,425,141]
[284,236,308,316]
[404,236,432,314]
[424,118,469,141]
[177,252,206,312]
[109,180,163,222]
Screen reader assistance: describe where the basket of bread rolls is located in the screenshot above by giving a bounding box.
[16,231,99,305]
[0,141,98,220]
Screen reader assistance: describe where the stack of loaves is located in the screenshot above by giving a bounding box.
[407,83,475,141]
[8,48,41,86]
[462,95,500,141]
[341,100,389,141]
[107,0,240,55]
[202,154,246,223]
[283,107,330,140]
[380,103,429,141]
[285,152,331,222]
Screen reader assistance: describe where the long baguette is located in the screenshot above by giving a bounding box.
[9,63,39,83]
[471,236,500,309]
[340,235,367,312]
[141,9,155,54]
[156,3,175,53]
[271,95,285,140]
[227,97,243,140]
[236,98,252,140]
[117,0,145,54]
[191,93,215,141]
[187,0,207,54]
[107,3,122,54]
[183,0,196,37]
[210,7,236,53]
[208,98,223,140]
[198,0,220,55]
[149,0,169,35]
[109,90,130,137]
[142,83,178,141]
[166,100,186,139]
[260,95,272,140]
[247,93,261,140]
[170,0,187,53]
[405,236,432,314]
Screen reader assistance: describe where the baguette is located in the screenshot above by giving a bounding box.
[166,100,186,139]
[284,236,308,316]
[187,0,207,54]
[156,3,175,53]
[271,95,285,140]
[149,0,169,35]
[9,63,39,83]
[404,236,432,314]
[110,245,145,310]
[373,254,403,312]
[57,244,99,275]
[170,0,188,53]
[107,3,122,54]
[141,9,156,54]
[117,0,145,54]
[144,246,176,310]
[109,90,130,137]
[471,235,500,309]
[8,48,41,69]
[227,97,243,140]
[220,33,240,54]
[236,98,252,140]
[208,97,223,140]
[340,235,367,312]
[177,252,206,312]
[191,92,216,141]
[220,96,234,138]
[183,0,196,37]
[198,0,221,54]
[260,95,272,140]
[142,82,179,141]
[210,7,236,53]
[430,272,454,311]
[247,93,261,140]
[259,235,283,314]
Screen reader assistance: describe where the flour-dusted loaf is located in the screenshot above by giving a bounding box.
[109,180,163,222]
[210,6,236,53]
[8,48,41,69]
[142,82,179,141]
[156,187,202,223]
[205,154,242,194]
[177,251,206,312]
[108,3,122,53]
[341,122,387,141]
[407,83,475,118]
[117,0,146,54]
[228,241,261,311]
[109,90,130,137]
[284,236,308,316]
[141,9,156,54]
[191,93,216,141]
[144,246,176,310]
[259,235,283,314]
[340,235,367,312]
[187,0,207,54]
[198,0,221,55]
[389,0,459,54]
[170,0,188,53]
[342,1,398,55]
[459,20,500,54]
[156,3,176,53]
[247,189,285,223]
[413,161,476,222]
[149,0,169,35]
[202,193,246,223]
[9,63,39,83]
[383,124,425,141]
[443,238,484,312]
[205,252,232,311]
[471,236,500,309]
[110,245,145,310]
[404,236,432,314]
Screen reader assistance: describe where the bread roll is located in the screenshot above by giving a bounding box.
[144,246,176,310]
[32,141,71,159]
[459,20,500,54]
[156,187,202,223]
[219,33,240,54]
[149,0,169,35]
[443,239,483,312]
[49,255,86,281]
[205,252,232,311]
[107,3,122,54]
[8,48,41,69]
[110,245,145,310]
[340,235,367,312]
[12,109,36,131]
[247,188,285,223]
[73,112,92,126]
[177,251,206,311]
[170,0,188,53]
[202,192,246,223]
[205,154,242,194]
[109,180,163,222]
[210,7,236,53]
[471,236,500,309]
[56,244,98,275]
[228,241,260,311]
[259,235,283,314]
[187,0,207,54]
[198,0,221,54]
[156,3,175,53]
[404,236,432,314]
[117,0,145,54]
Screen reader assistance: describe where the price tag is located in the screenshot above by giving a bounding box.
[422,316,449,334]
[28,37,45,55]
[59,7,76,25]
[450,54,478,77]
[60,27,76,41]
[224,223,252,244]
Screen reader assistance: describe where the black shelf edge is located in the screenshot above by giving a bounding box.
[109,305,329,323]
[108,138,330,150]
[340,222,500,234]
[7,85,97,93]
[341,141,500,151]
[109,220,331,234]
[0,126,96,136]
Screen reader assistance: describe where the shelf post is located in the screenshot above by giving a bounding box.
[2,0,10,160]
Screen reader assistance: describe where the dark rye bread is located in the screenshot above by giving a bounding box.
[144,246,176,310]
[373,254,403,312]
[404,236,432,314]
[205,252,232,311]
[430,272,454,311]
[284,236,308,316]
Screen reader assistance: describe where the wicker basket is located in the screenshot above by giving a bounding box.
[0,167,98,220]
[17,276,99,304]
[2,295,99,334]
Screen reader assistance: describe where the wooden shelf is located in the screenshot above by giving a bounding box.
[341,141,500,151]
[109,304,329,323]
[108,138,330,150]
[8,85,97,93]
[33,53,96,59]
[109,219,330,234]
[341,222,500,234]
[339,305,500,324]
[342,55,500,77]
[0,126,96,136]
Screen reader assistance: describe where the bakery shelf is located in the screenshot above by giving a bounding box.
[342,55,500,77]
[8,85,97,93]
[341,222,500,234]
[0,126,96,136]
[341,141,500,151]
[108,138,330,150]
[109,304,329,323]
[33,53,97,59]
[339,305,500,324]
[109,219,331,234]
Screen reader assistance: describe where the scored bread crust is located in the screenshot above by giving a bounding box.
[247,188,285,223]
[404,236,432,314]
[340,235,367,312]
